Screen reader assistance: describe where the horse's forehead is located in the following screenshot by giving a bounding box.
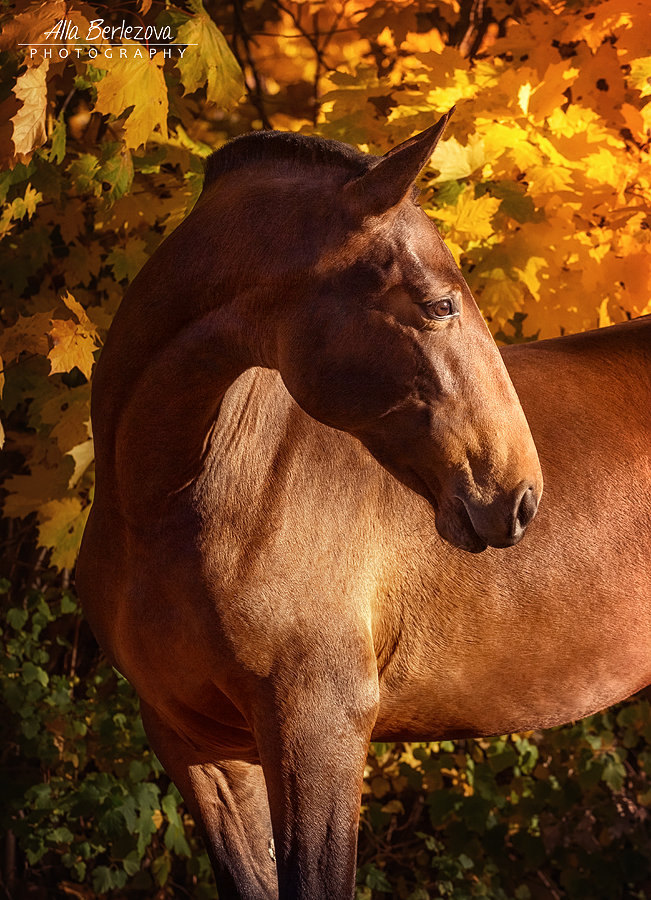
[312,201,459,297]
[381,212,460,286]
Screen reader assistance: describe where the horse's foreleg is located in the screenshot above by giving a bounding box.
[252,662,379,900]
[141,702,278,900]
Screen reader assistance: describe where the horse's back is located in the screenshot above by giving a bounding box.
[504,316,650,452]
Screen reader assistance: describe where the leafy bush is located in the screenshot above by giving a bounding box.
[0,578,216,896]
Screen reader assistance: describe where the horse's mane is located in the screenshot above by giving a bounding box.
[203,130,375,189]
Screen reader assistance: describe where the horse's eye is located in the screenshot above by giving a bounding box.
[420,297,457,319]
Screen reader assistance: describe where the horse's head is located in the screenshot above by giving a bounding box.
[205,116,543,552]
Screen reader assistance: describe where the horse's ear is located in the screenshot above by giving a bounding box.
[345,109,454,217]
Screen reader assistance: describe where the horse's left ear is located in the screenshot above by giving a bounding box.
[345,108,454,217]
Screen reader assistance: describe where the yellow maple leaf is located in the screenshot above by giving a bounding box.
[38,497,90,571]
[598,297,614,328]
[94,49,168,150]
[11,61,48,160]
[433,188,501,244]
[0,2,65,57]
[175,4,244,108]
[432,134,486,182]
[57,200,86,244]
[401,29,445,55]
[46,292,100,380]
[584,147,628,192]
[61,290,92,327]
[48,319,97,380]
[629,57,651,99]
[526,164,574,198]
[620,102,646,141]
[480,121,542,174]
[527,60,579,122]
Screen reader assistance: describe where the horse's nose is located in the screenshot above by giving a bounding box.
[514,483,538,536]
[461,481,539,549]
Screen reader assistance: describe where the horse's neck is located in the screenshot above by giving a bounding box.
[92,287,257,520]
[91,178,296,517]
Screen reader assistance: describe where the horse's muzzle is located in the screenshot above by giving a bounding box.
[433,480,540,553]
[458,480,540,550]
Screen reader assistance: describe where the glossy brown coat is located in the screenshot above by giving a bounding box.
[77,124,650,900]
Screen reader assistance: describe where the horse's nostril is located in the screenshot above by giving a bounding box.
[456,481,539,549]
[515,485,538,533]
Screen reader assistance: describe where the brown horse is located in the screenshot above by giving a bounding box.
[77,117,650,900]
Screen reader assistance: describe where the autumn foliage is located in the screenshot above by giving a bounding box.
[1,0,651,897]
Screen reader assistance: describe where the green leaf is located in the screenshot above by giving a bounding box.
[100,807,127,839]
[48,114,66,165]
[7,607,28,629]
[602,754,626,791]
[22,661,48,686]
[164,820,191,857]
[98,144,134,204]
[92,865,127,892]
[434,179,465,207]
[120,796,138,832]
[106,238,148,282]
[60,592,78,614]
[68,154,102,197]
[22,717,42,739]
[48,827,74,845]
[152,853,171,887]
[485,181,539,224]
[162,791,191,856]
[122,850,141,877]
[364,864,391,892]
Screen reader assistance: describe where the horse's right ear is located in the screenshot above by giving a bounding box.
[344,109,454,218]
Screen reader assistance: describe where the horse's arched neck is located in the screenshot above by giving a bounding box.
[94,289,270,522]
[91,173,348,522]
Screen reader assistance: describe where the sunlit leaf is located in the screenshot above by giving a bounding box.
[175,2,244,108]
[94,49,168,150]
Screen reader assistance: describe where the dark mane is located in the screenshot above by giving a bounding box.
[203,130,376,190]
